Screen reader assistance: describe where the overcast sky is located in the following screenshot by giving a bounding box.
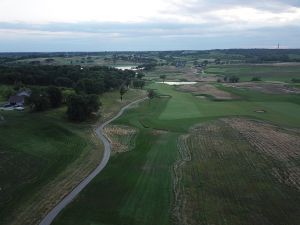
[0,0,299,52]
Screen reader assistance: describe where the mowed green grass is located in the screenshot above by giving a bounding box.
[52,97,178,225]
[205,64,300,82]
[154,83,300,127]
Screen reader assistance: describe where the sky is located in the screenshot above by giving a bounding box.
[0,0,300,52]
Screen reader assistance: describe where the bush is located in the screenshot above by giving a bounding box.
[291,78,300,83]
[251,76,261,81]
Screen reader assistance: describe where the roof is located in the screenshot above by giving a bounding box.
[9,95,25,103]
[17,90,31,97]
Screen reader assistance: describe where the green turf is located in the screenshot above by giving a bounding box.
[154,83,300,127]
[0,108,95,223]
[53,97,178,225]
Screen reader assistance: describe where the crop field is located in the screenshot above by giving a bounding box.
[145,65,206,82]
[223,82,300,94]
[175,120,300,225]
[205,63,300,82]
[52,82,300,225]
[177,83,237,100]
[0,88,145,225]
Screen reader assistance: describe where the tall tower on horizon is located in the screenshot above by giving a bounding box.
[278,43,280,49]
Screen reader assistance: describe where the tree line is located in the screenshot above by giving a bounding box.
[0,65,146,121]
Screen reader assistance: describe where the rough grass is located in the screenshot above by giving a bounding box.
[0,109,97,225]
[175,120,300,225]
[104,125,137,154]
[205,64,300,82]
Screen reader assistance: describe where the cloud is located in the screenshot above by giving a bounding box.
[0,0,299,51]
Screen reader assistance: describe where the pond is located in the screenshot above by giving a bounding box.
[115,66,138,71]
[156,81,197,85]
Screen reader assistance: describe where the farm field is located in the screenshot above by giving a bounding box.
[175,119,300,225]
[205,63,300,82]
[52,83,300,225]
[0,88,145,225]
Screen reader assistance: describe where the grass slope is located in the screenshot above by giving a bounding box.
[0,88,145,225]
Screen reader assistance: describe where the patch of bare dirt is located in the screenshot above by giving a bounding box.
[223,118,300,190]
[104,125,137,154]
[178,83,237,100]
[151,129,168,135]
[225,82,300,94]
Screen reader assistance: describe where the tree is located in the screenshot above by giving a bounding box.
[251,76,261,82]
[120,85,127,101]
[75,78,104,95]
[0,86,15,99]
[136,73,145,79]
[27,89,50,112]
[132,80,145,89]
[47,86,62,108]
[147,89,155,100]
[85,94,101,114]
[66,94,87,121]
[54,77,74,87]
[160,75,167,83]
[66,94,101,121]
[229,76,239,83]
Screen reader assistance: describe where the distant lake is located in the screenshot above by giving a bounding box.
[157,81,197,85]
[115,66,138,71]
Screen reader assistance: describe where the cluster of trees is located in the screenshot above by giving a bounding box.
[27,86,62,111]
[0,65,143,121]
[251,76,262,81]
[26,86,101,121]
[0,65,136,92]
[67,94,100,121]
[224,75,240,83]
[291,78,300,83]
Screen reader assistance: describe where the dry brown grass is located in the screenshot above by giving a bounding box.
[178,83,237,100]
[104,125,137,154]
[224,82,300,94]
[223,118,300,190]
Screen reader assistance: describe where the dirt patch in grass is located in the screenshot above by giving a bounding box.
[177,83,237,100]
[151,129,169,135]
[223,118,300,190]
[225,82,300,94]
[255,109,266,113]
[104,125,137,154]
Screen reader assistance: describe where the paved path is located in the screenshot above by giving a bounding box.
[39,97,147,225]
